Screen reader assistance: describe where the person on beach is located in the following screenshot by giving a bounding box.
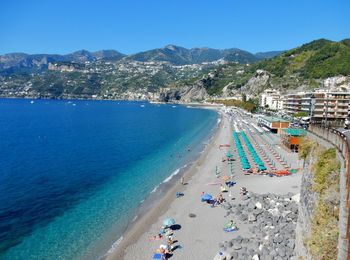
[158,247,168,260]
[220,184,227,192]
[224,220,236,229]
[240,187,248,195]
[218,193,225,204]
[181,176,185,185]
[164,229,173,238]
[149,233,163,241]
[160,226,168,235]
[167,237,174,251]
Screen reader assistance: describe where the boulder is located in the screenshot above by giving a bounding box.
[224,241,233,248]
[248,213,257,222]
[252,254,260,260]
[233,244,242,250]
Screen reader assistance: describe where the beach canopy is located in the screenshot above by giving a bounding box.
[226,152,233,157]
[201,193,213,201]
[163,218,176,227]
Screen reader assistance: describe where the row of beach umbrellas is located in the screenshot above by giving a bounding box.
[240,132,267,171]
[233,132,250,169]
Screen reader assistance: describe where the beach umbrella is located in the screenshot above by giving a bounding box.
[226,152,233,157]
[163,218,176,227]
[201,193,213,201]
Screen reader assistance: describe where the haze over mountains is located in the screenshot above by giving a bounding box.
[0,45,283,75]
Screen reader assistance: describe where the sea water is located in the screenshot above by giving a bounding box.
[0,99,218,259]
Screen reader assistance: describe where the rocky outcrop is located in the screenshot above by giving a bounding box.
[323,76,350,92]
[157,81,209,103]
[241,70,271,94]
[179,83,209,102]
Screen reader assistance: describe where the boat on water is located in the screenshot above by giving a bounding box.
[140,104,145,107]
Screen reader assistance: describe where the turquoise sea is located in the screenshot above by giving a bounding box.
[0,99,218,259]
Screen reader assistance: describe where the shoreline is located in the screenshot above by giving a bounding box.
[0,97,224,108]
[107,107,303,260]
[104,110,225,260]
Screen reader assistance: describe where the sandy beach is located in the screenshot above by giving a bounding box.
[106,110,302,260]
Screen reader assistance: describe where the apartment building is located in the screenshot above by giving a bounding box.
[283,93,303,115]
[260,89,284,110]
[283,90,350,122]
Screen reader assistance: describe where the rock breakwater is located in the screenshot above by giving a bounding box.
[214,192,299,260]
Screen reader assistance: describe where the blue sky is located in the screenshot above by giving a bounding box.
[0,0,349,54]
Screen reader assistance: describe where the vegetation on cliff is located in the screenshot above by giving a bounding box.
[300,140,340,259]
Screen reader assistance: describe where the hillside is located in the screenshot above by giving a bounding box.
[252,39,350,78]
[197,38,350,96]
[0,38,349,101]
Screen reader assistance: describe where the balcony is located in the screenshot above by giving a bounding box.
[337,102,350,107]
[336,108,349,113]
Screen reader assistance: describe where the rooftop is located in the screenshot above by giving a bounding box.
[283,128,307,136]
[261,116,289,123]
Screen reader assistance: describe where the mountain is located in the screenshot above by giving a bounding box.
[1,38,349,102]
[254,51,284,60]
[124,45,264,65]
[0,45,282,75]
[0,50,126,75]
[92,50,126,61]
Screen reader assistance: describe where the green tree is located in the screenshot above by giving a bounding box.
[294,111,309,117]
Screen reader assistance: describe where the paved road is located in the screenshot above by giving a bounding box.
[342,129,350,148]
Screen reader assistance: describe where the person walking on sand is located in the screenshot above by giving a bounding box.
[181,176,185,185]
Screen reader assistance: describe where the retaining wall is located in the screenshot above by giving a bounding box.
[308,125,350,260]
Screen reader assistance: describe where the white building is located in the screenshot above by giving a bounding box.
[260,89,284,110]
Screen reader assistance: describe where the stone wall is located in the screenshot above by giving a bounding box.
[294,144,318,259]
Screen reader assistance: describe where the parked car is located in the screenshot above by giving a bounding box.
[345,117,350,129]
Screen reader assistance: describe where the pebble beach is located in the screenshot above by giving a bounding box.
[107,110,303,260]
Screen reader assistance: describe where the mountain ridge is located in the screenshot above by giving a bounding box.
[0,46,283,75]
[1,38,349,103]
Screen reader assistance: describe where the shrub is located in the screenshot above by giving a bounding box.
[312,148,340,193]
[305,147,340,259]
[298,137,316,160]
